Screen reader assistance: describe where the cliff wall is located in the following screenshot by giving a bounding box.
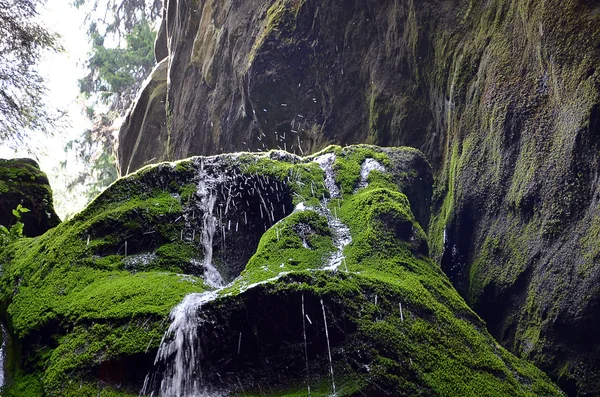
[118,0,600,394]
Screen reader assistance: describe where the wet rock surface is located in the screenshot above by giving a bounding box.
[0,146,562,396]
[117,0,600,393]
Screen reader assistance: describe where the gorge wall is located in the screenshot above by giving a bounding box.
[118,0,600,394]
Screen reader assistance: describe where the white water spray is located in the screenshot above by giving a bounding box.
[145,291,221,397]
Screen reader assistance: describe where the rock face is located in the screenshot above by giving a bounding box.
[117,58,169,175]
[0,146,562,396]
[0,158,61,237]
[118,0,600,394]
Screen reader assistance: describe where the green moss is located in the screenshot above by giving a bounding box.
[236,210,335,287]
[327,145,392,196]
[42,321,164,393]
[0,158,61,235]
[4,373,43,397]
[206,147,561,396]
[248,0,306,66]
[0,165,212,395]
[0,146,561,396]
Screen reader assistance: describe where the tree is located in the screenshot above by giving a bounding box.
[63,0,160,200]
[0,0,60,144]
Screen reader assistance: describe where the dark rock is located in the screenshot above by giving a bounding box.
[117,0,600,393]
[0,158,60,237]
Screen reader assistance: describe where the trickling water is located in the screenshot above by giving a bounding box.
[356,158,385,191]
[143,291,221,397]
[0,322,7,388]
[302,294,311,397]
[197,161,225,288]
[314,154,352,272]
[314,154,340,199]
[320,299,336,395]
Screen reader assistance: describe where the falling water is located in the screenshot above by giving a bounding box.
[197,161,225,288]
[145,154,383,395]
[0,323,7,388]
[320,299,336,395]
[314,153,352,271]
[143,291,222,397]
[302,294,311,396]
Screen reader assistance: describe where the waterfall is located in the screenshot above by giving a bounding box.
[143,154,385,396]
[0,323,7,388]
[142,291,223,397]
[314,153,352,271]
[197,161,225,288]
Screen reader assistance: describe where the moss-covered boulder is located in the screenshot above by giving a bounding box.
[117,0,600,393]
[0,158,61,237]
[0,146,560,396]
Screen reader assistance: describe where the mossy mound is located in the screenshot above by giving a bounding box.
[0,145,559,396]
[0,158,61,237]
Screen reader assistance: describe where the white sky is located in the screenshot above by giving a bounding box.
[0,0,93,218]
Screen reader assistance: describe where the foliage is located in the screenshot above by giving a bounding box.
[0,204,30,246]
[63,0,160,203]
[79,18,157,111]
[62,115,119,203]
[0,0,61,144]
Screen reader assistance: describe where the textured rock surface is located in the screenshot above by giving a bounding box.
[0,146,561,396]
[117,58,169,175]
[0,158,61,237]
[118,0,600,393]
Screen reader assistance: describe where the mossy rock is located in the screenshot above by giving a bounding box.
[0,158,61,237]
[0,146,559,396]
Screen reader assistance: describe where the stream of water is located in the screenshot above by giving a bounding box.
[0,322,7,388]
[314,153,352,272]
[145,155,384,396]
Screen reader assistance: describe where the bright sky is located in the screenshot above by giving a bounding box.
[0,0,93,218]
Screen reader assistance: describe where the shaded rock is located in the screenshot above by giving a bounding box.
[0,158,60,237]
[117,57,169,176]
[154,6,168,63]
